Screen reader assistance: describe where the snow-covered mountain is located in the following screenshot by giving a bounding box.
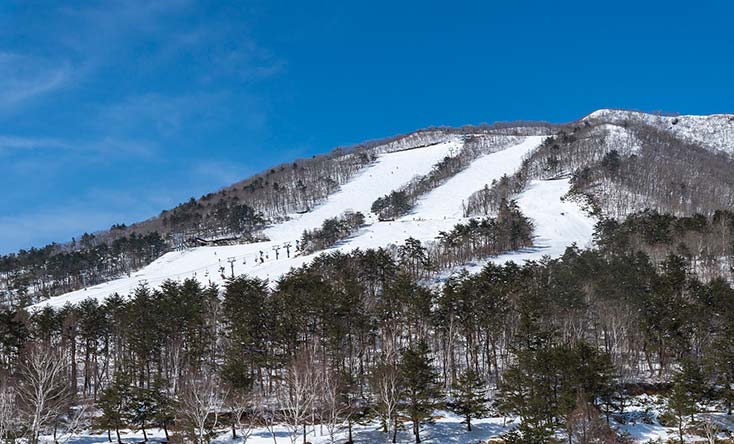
[11,108,733,308]
[584,108,734,155]
[35,136,597,308]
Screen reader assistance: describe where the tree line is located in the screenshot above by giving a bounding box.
[300,211,366,254]
[0,208,731,442]
[0,231,166,306]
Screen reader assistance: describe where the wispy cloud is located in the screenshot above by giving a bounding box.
[0,1,284,253]
[0,135,70,153]
[0,52,73,109]
[0,134,155,159]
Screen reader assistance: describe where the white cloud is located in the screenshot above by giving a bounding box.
[0,52,73,108]
[0,135,70,153]
[0,134,156,160]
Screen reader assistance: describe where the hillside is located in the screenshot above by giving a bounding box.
[36,136,594,308]
[3,109,734,444]
[3,109,734,307]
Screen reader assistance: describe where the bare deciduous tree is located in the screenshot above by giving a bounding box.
[227,389,259,444]
[16,345,71,444]
[370,360,403,444]
[320,370,352,444]
[0,377,17,441]
[279,351,320,444]
[178,375,223,444]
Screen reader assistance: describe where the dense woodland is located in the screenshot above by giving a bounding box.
[0,232,167,305]
[0,210,731,443]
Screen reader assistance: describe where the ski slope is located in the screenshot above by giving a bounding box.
[463,178,596,272]
[339,136,547,249]
[264,139,460,239]
[33,136,596,309]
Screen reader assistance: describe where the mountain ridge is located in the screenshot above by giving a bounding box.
[2,108,733,307]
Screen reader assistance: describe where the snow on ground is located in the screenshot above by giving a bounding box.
[43,411,516,444]
[410,137,544,219]
[32,141,457,308]
[327,136,547,251]
[33,136,597,309]
[43,405,734,443]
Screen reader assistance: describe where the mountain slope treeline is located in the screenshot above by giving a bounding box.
[0,124,552,305]
[0,210,732,442]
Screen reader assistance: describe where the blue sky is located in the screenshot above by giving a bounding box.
[1,0,732,253]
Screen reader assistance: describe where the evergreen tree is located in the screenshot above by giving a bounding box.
[667,359,705,443]
[399,342,440,444]
[448,368,489,431]
[95,373,133,443]
[129,386,157,442]
[222,277,270,385]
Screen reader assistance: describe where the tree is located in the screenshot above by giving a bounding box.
[370,360,403,444]
[221,354,256,443]
[279,351,320,444]
[16,345,71,444]
[222,276,270,386]
[497,343,613,442]
[566,396,616,444]
[0,376,17,442]
[448,368,489,431]
[667,359,704,443]
[400,342,440,444]
[179,375,223,444]
[320,369,357,444]
[95,372,133,443]
[129,385,165,442]
[151,383,176,443]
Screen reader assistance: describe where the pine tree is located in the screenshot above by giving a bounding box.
[95,373,133,443]
[221,353,254,440]
[150,381,175,443]
[129,387,157,442]
[448,368,489,431]
[400,341,440,444]
[667,359,704,443]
